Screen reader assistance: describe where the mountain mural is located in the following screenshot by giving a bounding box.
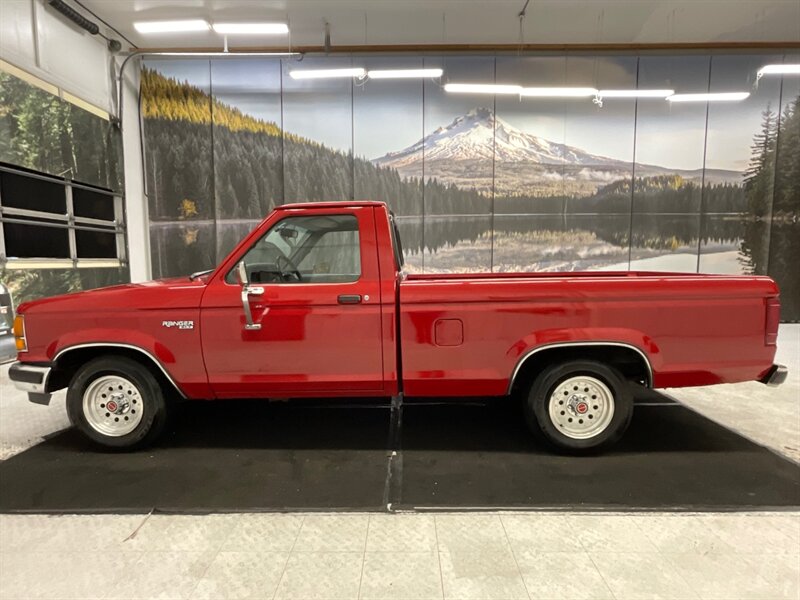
[374,107,742,196]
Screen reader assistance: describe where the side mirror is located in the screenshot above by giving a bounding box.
[235,261,249,286]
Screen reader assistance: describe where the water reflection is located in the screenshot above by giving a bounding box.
[150,212,751,280]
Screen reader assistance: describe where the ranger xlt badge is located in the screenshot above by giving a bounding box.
[162,320,194,330]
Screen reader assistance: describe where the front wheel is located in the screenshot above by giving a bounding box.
[524,360,633,454]
[66,356,169,450]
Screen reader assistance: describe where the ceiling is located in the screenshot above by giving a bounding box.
[79,0,800,50]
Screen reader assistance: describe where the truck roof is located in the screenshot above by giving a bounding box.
[276,200,387,211]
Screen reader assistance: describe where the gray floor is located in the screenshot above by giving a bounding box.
[0,326,798,599]
[1,511,798,600]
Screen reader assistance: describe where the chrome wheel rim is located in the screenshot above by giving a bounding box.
[548,375,615,440]
[82,375,143,437]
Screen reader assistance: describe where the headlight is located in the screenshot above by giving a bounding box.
[13,315,27,352]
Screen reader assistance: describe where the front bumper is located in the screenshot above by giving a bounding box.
[760,364,788,387]
[8,362,53,405]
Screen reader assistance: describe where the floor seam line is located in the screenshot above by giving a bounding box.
[272,514,305,600]
[498,515,532,600]
[433,515,446,599]
[357,514,370,599]
[568,515,619,600]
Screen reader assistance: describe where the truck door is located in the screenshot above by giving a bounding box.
[200,206,384,398]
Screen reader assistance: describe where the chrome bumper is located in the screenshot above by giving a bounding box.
[8,362,53,404]
[760,364,788,387]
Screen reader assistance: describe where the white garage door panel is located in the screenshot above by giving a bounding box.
[0,0,36,65]
[35,2,110,110]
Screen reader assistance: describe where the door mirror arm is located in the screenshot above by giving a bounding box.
[236,261,264,331]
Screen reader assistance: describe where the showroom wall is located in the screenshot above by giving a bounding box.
[141,52,799,319]
[0,0,129,305]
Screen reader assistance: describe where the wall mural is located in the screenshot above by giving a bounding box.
[0,69,128,306]
[141,53,800,320]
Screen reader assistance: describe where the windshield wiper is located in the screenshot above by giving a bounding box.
[189,268,214,281]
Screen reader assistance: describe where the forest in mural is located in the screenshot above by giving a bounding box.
[141,54,799,319]
[0,69,127,305]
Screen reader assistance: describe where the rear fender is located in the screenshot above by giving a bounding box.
[507,327,659,393]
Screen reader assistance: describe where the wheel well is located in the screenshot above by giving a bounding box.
[50,346,184,399]
[509,344,652,396]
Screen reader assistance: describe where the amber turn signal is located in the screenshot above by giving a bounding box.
[12,315,27,352]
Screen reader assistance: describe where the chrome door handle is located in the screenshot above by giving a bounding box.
[245,286,264,296]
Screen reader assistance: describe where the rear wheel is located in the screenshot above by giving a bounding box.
[524,360,633,454]
[66,356,169,450]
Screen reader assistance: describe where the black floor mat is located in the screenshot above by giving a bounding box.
[397,401,800,510]
[0,402,391,512]
[0,395,798,513]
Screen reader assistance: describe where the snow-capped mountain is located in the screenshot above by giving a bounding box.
[374,107,628,170]
[372,107,741,196]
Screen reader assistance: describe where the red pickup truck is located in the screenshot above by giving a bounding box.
[9,201,787,453]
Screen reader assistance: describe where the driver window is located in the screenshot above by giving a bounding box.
[227,214,361,284]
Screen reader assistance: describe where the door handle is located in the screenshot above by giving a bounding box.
[338,294,362,304]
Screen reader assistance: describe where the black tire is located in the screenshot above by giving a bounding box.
[66,356,170,450]
[524,360,633,454]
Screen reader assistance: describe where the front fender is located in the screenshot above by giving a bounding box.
[43,316,211,399]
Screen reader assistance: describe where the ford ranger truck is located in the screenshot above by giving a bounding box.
[8,201,788,453]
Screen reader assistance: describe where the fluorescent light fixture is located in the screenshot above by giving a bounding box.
[289,68,366,80]
[757,64,800,77]
[598,89,674,98]
[368,68,443,79]
[134,20,210,33]
[444,83,522,94]
[667,92,750,102]
[521,87,598,97]
[212,22,288,34]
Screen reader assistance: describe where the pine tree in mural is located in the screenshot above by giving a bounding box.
[769,96,800,321]
[773,97,800,215]
[743,105,778,218]
[740,97,800,320]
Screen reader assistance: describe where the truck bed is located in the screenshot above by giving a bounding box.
[399,270,779,396]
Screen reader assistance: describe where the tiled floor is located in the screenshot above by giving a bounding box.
[0,326,798,599]
[0,512,798,599]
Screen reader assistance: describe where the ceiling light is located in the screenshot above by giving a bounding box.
[667,92,750,102]
[757,64,800,77]
[289,68,366,80]
[368,68,443,79]
[521,87,598,97]
[134,20,210,33]
[444,83,522,94]
[212,23,289,34]
[598,89,674,98]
